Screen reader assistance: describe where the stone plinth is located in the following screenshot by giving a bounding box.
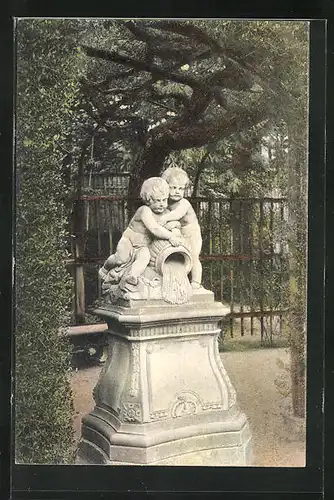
[76,289,252,466]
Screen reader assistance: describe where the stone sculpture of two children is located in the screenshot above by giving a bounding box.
[99,167,202,293]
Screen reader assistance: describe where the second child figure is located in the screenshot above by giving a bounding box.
[161,167,203,289]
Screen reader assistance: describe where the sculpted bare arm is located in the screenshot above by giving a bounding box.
[161,199,190,223]
[140,206,176,240]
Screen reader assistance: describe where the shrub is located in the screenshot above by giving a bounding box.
[15,19,84,463]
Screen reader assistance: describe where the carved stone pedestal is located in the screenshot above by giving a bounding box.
[76,289,252,466]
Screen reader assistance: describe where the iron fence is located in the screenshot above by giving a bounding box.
[83,172,130,196]
[67,194,289,346]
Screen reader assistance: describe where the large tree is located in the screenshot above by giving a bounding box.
[77,20,306,195]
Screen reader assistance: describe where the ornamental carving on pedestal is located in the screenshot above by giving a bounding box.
[150,409,169,420]
[171,391,201,418]
[121,402,142,422]
[129,343,140,397]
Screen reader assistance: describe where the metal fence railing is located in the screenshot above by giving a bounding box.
[67,194,289,346]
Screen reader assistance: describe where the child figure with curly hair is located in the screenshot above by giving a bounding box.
[160,167,203,288]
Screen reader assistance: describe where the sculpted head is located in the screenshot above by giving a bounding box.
[161,167,191,202]
[140,177,170,214]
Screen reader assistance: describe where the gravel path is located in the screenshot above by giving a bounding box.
[222,348,305,467]
[70,347,305,467]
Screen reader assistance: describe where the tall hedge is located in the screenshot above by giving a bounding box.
[15,19,84,464]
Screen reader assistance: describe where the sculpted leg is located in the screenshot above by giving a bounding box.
[126,247,151,285]
[112,238,133,266]
[99,238,132,280]
[190,256,202,288]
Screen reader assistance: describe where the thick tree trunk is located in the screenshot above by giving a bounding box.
[128,145,170,197]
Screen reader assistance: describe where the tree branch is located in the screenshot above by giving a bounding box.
[205,67,253,91]
[82,44,255,118]
[146,99,178,113]
[81,44,204,91]
[151,87,190,107]
[151,21,222,51]
[83,69,136,89]
[96,79,153,96]
[151,101,269,152]
[183,87,212,121]
[151,21,294,104]
[122,20,217,75]
[122,20,153,43]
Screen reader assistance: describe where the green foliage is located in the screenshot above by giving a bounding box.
[65,20,309,187]
[165,119,290,198]
[15,19,86,464]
